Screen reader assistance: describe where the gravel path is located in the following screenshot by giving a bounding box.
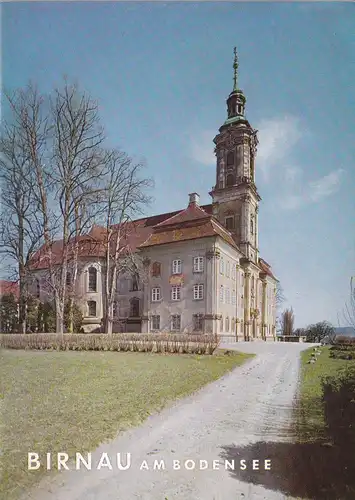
[26,342,315,500]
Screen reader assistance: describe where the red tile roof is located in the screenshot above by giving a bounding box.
[259,258,277,281]
[139,201,237,249]
[0,280,19,299]
[28,201,275,281]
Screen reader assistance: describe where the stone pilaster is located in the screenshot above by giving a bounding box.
[261,280,267,340]
[141,257,151,333]
[205,249,220,334]
[244,269,251,341]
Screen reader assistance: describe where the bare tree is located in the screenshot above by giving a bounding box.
[339,277,355,329]
[39,81,107,334]
[281,307,294,336]
[275,282,285,334]
[0,84,48,332]
[97,150,153,335]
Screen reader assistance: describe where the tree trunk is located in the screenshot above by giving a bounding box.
[67,296,74,333]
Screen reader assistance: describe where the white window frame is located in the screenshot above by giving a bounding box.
[193,314,204,332]
[193,284,204,300]
[172,259,182,275]
[219,257,224,275]
[151,315,160,330]
[171,314,181,332]
[171,285,181,301]
[225,287,230,304]
[193,256,204,273]
[232,289,236,305]
[219,285,224,303]
[226,261,230,278]
[151,287,161,302]
[231,265,236,281]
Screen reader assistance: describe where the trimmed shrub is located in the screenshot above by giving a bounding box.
[0,333,220,355]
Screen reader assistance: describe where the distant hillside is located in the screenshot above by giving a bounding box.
[335,327,355,337]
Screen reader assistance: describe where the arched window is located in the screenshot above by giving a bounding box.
[130,298,140,317]
[226,174,235,187]
[88,267,97,292]
[152,262,161,277]
[88,300,96,317]
[227,152,234,166]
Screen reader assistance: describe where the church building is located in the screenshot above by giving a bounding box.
[30,49,277,341]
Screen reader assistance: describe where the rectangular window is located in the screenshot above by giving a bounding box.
[88,300,96,317]
[232,290,236,305]
[151,315,160,330]
[88,267,97,292]
[225,317,230,332]
[131,273,139,291]
[219,285,224,303]
[171,314,181,332]
[113,301,119,317]
[151,287,161,302]
[171,285,181,301]
[225,287,230,304]
[219,258,224,275]
[193,314,204,332]
[193,284,204,300]
[193,256,204,272]
[226,261,230,278]
[225,216,234,230]
[231,265,236,281]
[172,259,182,274]
[220,316,223,332]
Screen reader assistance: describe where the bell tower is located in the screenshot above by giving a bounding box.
[210,47,260,263]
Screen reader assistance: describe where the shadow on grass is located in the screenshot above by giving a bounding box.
[220,374,355,500]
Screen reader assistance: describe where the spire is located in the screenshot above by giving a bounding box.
[233,47,239,92]
[223,46,247,126]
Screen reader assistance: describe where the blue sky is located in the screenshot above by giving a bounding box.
[2,2,355,327]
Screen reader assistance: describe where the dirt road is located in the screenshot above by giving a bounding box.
[26,342,314,500]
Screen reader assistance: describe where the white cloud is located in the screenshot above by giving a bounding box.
[256,115,302,181]
[308,169,344,202]
[190,130,215,166]
[278,168,345,211]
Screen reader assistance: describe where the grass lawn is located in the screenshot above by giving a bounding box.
[296,346,354,441]
[0,348,253,500]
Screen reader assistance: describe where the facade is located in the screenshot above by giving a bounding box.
[30,49,277,341]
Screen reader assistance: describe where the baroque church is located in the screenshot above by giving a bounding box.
[31,49,277,341]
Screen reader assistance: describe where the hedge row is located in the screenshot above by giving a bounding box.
[0,333,219,355]
[330,344,355,352]
[334,336,355,346]
[330,349,355,360]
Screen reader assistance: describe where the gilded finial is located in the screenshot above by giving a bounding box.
[233,47,238,92]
